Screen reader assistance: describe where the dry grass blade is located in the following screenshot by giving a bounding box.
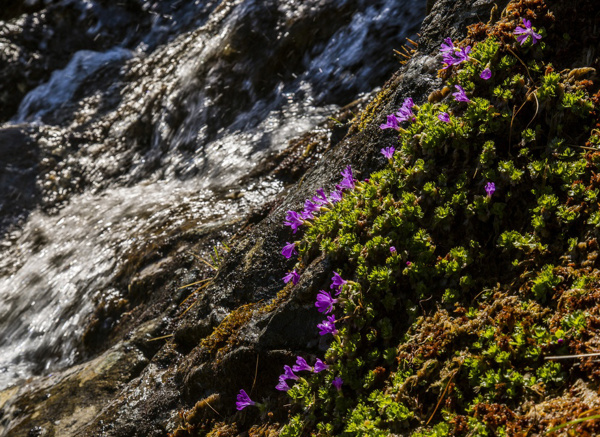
[179,281,212,307]
[190,252,217,270]
[427,367,459,425]
[544,352,600,360]
[394,36,419,65]
[148,334,174,342]
[546,414,600,433]
[178,277,214,290]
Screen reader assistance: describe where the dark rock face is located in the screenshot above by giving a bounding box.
[0,127,39,234]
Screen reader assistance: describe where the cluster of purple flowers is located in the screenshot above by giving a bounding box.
[272,270,347,399]
[282,167,354,239]
[314,271,346,334]
[248,172,354,409]
[236,270,347,408]
[281,167,357,284]
[436,19,541,113]
[380,98,416,130]
[236,21,539,412]
[275,356,330,392]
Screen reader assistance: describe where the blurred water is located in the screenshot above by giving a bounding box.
[0,178,282,389]
[15,48,133,123]
[0,0,425,389]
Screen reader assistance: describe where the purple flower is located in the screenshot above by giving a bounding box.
[236,389,256,410]
[454,46,471,64]
[329,190,343,204]
[281,365,299,381]
[341,165,354,182]
[314,358,329,373]
[380,114,400,130]
[514,19,542,46]
[395,98,415,122]
[480,68,492,80]
[292,356,313,373]
[312,189,329,207]
[441,41,470,69]
[315,290,338,314]
[301,211,314,221]
[406,261,412,266]
[390,246,396,254]
[381,147,395,159]
[485,182,496,198]
[330,271,347,294]
[440,37,455,54]
[283,269,301,286]
[317,314,338,336]
[284,210,305,234]
[276,378,291,391]
[332,377,343,391]
[438,112,450,123]
[452,85,470,103]
[303,199,320,217]
[337,165,355,191]
[282,242,297,259]
[442,51,459,69]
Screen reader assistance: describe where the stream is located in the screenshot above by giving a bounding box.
[0,0,424,391]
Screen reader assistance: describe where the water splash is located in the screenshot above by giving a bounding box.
[0,178,282,389]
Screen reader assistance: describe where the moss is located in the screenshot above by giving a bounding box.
[272,0,600,435]
[199,286,293,358]
[189,1,600,435]
[351,84,395,133]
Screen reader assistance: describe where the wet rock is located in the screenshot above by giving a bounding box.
[0,0,221,123]
[0,326,150,437]
[0,126,39,235]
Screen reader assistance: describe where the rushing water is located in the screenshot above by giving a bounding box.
[0,0,424,390]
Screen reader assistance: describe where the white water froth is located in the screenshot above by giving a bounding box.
[0,178,281,390]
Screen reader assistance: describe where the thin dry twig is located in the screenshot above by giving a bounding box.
[178,277,214,290]
[427,367,460,425]
[544,352,600,360]
[148,333,174,342]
